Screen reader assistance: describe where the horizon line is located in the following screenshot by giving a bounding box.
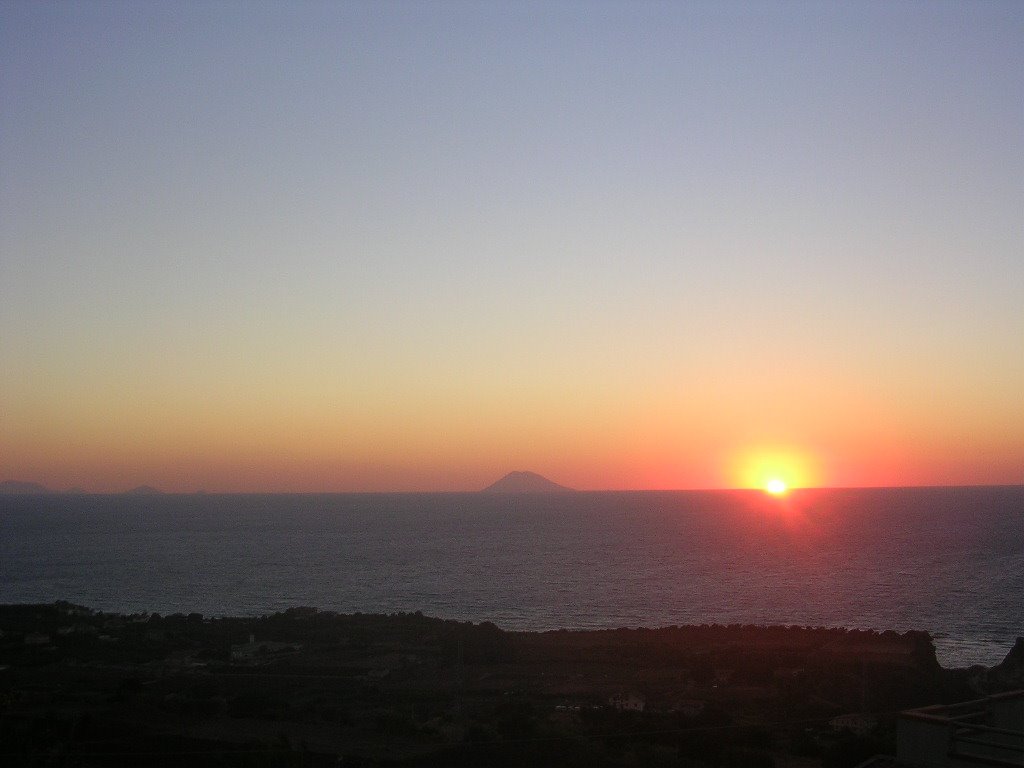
[4,482,1024,496]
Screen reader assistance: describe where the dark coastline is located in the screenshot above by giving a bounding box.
[2,602,1021,767]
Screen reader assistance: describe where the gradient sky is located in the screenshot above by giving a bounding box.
[2,0,1022,492]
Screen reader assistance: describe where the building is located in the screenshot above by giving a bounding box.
[671,699,706,717]
[609,691,646,712]
[230,634,301,663]
[863,690,1024,768]
[832,712,879,737]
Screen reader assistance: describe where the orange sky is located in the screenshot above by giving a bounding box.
[2,3,1022,492]
[4,377,1021,491]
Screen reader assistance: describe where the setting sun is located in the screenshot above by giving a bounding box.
[731,447,821,491]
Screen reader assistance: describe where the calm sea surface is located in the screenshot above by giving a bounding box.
[1,487,1021,668]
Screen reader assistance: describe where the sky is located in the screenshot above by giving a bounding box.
[1,0,1022,492]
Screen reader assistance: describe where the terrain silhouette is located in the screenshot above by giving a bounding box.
[481,471,573,493]
[124,485,164,495]
[3,602,1020,767]
[0,479,52,494]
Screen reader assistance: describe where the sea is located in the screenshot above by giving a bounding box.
[1,486,1021,669]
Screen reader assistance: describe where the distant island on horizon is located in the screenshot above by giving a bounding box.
[481,471,573,493]
[0,479,52,495]
[123,484,164,496]
[0,480,165,496]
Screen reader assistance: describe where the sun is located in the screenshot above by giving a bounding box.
[731,447,820,492]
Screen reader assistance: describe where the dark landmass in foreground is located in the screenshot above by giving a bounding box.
[2,603,1022,767]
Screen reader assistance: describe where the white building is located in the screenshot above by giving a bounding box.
[831,713,878,737]
[609,691,646,712]
[230,634,301,662]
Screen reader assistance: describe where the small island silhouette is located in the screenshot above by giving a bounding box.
[0,479,52,495]
[481,471,573,493]
[123,485,164,496]
[1,480,166,495]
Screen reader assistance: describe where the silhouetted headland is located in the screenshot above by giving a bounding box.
[1,601,1021,767]
[481,470,573,493]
